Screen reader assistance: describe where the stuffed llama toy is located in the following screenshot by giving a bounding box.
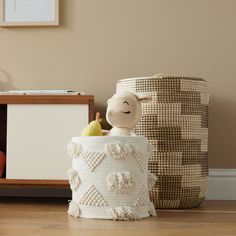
[106,91,151,136]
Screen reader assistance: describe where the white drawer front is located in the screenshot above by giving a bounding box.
[6,104,88,180]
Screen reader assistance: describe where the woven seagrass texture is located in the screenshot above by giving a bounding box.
[117,76,209,209]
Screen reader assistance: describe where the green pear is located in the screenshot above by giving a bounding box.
[81,112,103,136]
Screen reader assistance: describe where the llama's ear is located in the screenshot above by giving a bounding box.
[134,93,152,103]
[107,98,112,105]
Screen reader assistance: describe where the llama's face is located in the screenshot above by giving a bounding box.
[106,92,141,129]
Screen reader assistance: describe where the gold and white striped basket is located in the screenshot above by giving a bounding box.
[67,136,156,220]
[117,74,209,209]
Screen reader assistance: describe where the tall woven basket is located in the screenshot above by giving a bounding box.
[116,75,209,209]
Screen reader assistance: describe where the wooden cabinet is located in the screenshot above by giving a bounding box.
[0,95,94,188]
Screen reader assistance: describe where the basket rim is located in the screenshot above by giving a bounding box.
[117,75,207,83]
[72,135,148,142]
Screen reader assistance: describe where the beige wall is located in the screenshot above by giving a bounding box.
[0,0,235,168]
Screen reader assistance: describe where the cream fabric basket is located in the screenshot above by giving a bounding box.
[67,136,156,220]
[117,75,209,208]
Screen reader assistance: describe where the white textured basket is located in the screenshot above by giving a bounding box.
[67,136,156,220]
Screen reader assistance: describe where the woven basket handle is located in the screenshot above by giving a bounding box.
[153,73,165,78]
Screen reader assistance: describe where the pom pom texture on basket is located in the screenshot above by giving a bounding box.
[117,75,209,209]
[67,136,156,220]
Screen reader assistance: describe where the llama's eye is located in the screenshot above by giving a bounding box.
[122,111,131,114]
[123,101,129,105]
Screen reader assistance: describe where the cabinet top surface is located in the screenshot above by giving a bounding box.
[0,95,94,104]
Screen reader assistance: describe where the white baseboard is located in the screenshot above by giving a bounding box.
[207,169,236,200]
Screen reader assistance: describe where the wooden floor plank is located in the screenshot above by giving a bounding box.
[0,199,236,236]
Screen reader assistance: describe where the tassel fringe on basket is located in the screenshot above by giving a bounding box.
[107,206,141,221]
[68,200,80,218]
